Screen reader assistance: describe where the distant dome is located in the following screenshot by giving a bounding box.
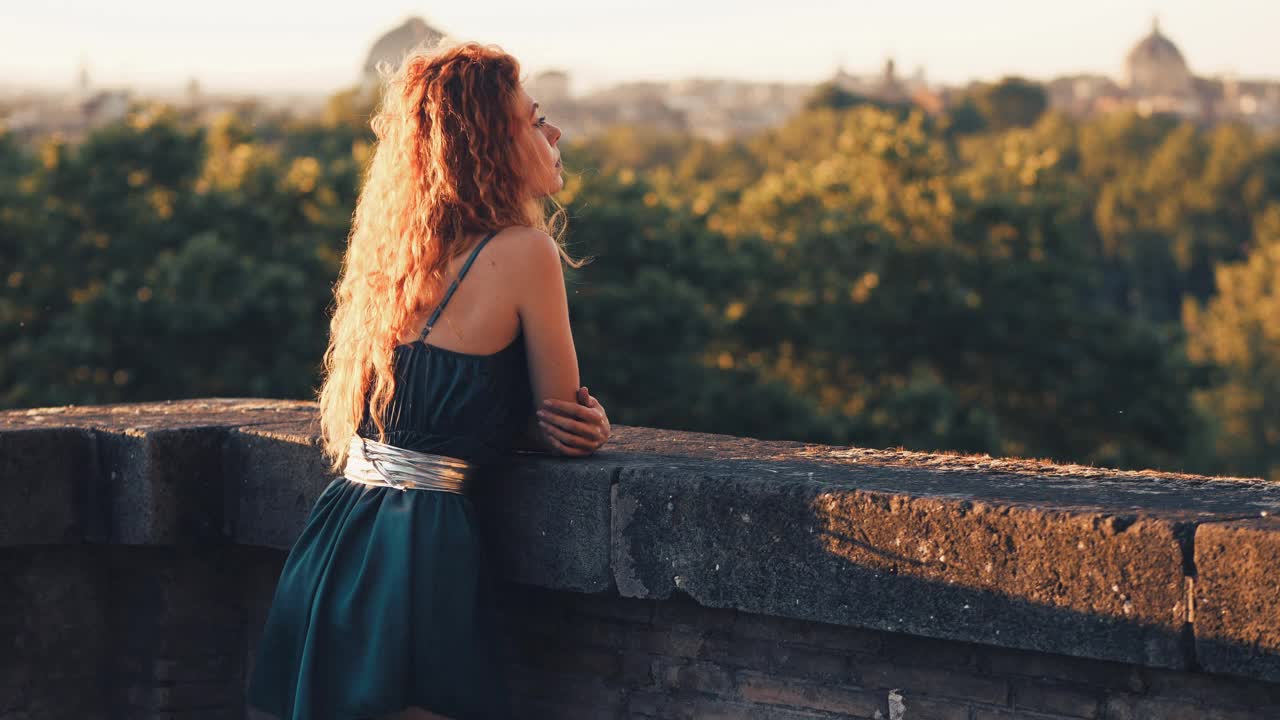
[1126,20,1186,69]
[362,17,446,80]
[1124,18,1192,97]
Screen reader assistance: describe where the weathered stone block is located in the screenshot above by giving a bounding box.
[625,625,707,658]
[984,645,1146,694]
[1010,679,1102,718]
[1142,661,1280,707]
[222,421,332,550]
[735,670,883,716]
[0,428,93,545]
[1103,693,1276,720]
[857,661,1009,706]
[652,590,737,631]
[0,547,110,716]
[1194,517,1280,683]
[971,708,1060,720]
[559,614,627,648]
[612,463,1193,668]
[619,653,656,687]
[96,427,227,544]
[627,690,844,720]
[899,695,971,720]
[471,457,613,592]
[732,612,883,655]
[659,658,735,694]
[559,587,655,624]
[768,644,849,683]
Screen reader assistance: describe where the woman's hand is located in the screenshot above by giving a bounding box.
[535,386,611,456]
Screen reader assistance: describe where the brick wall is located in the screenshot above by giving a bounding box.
[498,583,1280,720]
[2,545,260,720]
[8,543,1279,719]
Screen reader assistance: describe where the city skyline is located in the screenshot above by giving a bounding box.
[5,1,1280,96]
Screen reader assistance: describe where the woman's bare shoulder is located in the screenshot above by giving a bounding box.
[487,226,561,280]
[488,226,557,255]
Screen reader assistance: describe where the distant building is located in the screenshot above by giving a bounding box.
[7,14,1279,147]
[527,70,572,108]
[874,59,909,104]
[1123,18,1198,116]
[1125,19,1193,96]
[78,90,130,126]
[338,16,1280,142]
[361,17,446,92]
[1043,17,1280,129]
[1,59,132,142]
[184,77,202,106]
[549,76,811,142]
[1044,74,1119,118]
[75,57,91,100]
[828,56,932,109]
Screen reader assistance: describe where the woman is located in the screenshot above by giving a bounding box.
[247,41,612,720]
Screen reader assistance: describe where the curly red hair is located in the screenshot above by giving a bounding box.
[317,41,573,471]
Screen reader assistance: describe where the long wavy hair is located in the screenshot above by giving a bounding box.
[317,41,575,472]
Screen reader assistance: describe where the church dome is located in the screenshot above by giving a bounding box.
[362,17,446,80]
[1124,18,1192,96]
[1126,20,1186,70]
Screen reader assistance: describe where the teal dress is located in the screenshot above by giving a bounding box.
[248,231,531,720]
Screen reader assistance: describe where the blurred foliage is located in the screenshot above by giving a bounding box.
[1,107,353,406]
[959,76,1049,133]
[803,82,913,116]
[1184,206,1280,481]
[3,83,1278,479]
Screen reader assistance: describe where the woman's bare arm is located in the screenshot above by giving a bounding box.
[505,227,612,456]
[512,227,581,412]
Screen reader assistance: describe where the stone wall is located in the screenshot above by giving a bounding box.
[499,584,1280,719]
[3,399,1280,719]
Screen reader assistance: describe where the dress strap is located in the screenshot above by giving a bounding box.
[419,230,500,341]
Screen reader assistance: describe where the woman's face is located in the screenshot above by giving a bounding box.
[516,86,563,197]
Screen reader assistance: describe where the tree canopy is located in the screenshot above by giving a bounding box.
[3,85,1277,479]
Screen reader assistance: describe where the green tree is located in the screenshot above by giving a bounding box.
[965,77,1048,132]
[2,108,352,407]
[5,85,1275,480]
[712,106,1203,466]
[558,172,834,441]
[803,82,911,114]
[1184,206,1280,480]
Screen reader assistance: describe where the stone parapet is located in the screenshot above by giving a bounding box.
[4,398,1279,687]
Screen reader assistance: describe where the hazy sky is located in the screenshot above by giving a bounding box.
[4,1,1279,95]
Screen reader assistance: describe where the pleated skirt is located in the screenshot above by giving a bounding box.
[246,476,511,720]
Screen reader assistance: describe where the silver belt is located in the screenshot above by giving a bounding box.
[343,436,474,494]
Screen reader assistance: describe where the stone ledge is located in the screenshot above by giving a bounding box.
[1195,517,1280,681]
[3,398,1279,684]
